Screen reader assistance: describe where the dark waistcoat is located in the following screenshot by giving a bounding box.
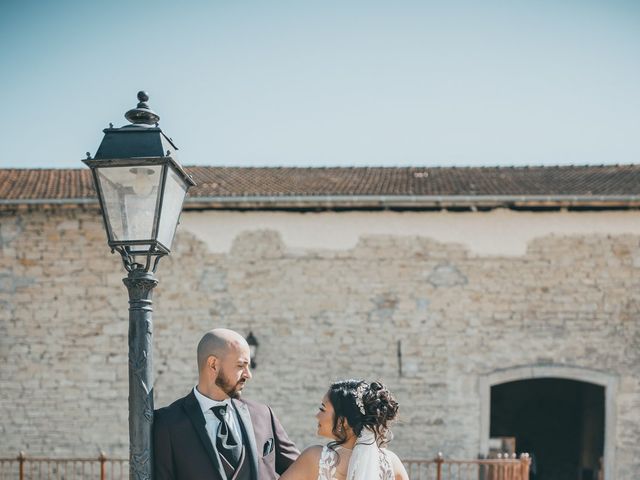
[220,447,251,480]
[219,415,253,480]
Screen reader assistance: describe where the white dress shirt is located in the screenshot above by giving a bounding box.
[193,386,243,448]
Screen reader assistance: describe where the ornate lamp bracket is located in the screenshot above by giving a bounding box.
[113,246,168,274]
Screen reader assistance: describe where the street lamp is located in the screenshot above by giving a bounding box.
[83,91,195,480]
[246,331,259,369]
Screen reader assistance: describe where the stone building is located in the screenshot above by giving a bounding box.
[1,165,639,479]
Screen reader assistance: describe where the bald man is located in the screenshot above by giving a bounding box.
[154,329,299,480]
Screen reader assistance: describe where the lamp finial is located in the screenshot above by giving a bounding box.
[125,90,160,125]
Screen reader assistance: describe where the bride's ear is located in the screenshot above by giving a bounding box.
[337,417,350,434]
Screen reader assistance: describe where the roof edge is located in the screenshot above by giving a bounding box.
[3,194,639,210]
[183,194,640,210]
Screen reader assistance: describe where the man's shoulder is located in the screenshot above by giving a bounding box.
[235,397,274,417]
[236,398,278,422]
[154,392,192,423]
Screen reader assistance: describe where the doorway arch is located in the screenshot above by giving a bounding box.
[479,365,618,480]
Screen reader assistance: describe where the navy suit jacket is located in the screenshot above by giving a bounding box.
[153,391,299,480]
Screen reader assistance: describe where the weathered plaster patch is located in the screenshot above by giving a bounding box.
[179,209,640,257]
[427,264,468,287]
[369,293,399,324]
[198,267,227,293]
[0,272,35,293]
[0,217,23,247]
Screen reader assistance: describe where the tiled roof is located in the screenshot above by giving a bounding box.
[186,165,640,197]
[1,165,639,209]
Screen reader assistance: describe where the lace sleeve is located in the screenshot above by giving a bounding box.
[379,449,394,480]
[318,446,338,480]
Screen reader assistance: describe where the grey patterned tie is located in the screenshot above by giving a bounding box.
[211,405,241,468]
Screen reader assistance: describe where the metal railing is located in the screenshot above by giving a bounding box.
[1,451,529,480]
[0,453,128,480]
[404,453,531,480]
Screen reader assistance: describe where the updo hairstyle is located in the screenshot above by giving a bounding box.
[327,379,399,448]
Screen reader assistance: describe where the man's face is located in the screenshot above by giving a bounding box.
[215,343,252,399]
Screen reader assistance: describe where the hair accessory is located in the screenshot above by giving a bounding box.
[354,382,367,415]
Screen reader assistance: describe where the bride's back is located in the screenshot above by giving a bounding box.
[279,379,409,480]
[318,445,352,480]
[280,443,404,480]
[318,444,396,480]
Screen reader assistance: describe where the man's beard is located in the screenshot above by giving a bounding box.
[215,369,246,399]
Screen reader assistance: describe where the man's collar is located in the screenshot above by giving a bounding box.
[193,386,230,414]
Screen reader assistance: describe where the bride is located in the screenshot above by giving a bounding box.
[280,379,409,480]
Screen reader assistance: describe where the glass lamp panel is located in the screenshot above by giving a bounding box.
[96,165,162,246]
[156,166,189,250]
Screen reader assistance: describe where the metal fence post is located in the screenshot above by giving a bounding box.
[435,452,444,480]
[18,451,25,480]
[99,452,107,480]
[519,453,530,480]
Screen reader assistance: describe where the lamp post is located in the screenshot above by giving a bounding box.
[83,92,195,480]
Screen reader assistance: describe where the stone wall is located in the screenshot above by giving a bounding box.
[0,208,639,478]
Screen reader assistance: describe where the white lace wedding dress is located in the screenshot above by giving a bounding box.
[318,445,394,480]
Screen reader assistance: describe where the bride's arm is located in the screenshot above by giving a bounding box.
[279,445,323,480]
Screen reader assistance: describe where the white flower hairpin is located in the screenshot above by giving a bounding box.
[354,382,367,415]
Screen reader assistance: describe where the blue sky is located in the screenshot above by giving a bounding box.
[1,0,638,168]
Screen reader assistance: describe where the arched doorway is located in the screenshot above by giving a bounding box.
[479,365,617,480]
[491,378,604,479]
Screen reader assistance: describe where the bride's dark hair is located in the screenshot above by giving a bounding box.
[327,379,398,449]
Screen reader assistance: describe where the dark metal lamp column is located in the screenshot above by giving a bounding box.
[83,92,196,480]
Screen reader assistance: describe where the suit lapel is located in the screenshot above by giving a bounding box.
[183,391,227,480]
[232,399,259,480]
